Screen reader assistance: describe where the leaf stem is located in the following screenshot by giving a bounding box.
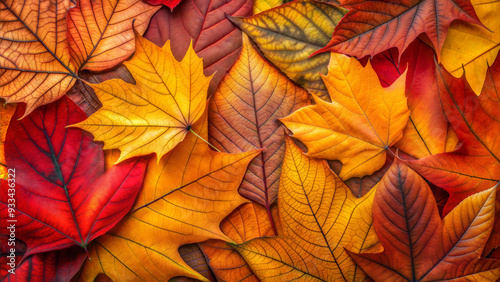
[0,162,7,168]
[189,128,220,152]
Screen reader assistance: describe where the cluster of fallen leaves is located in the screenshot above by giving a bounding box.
[1,0,500,281]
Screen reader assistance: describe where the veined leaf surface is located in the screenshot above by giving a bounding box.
[349,160,500,281]
[0,97,147,258]
[67,0,160,72]
[208,35,310,224]
[408,55,500,214]
[77,112,259,281]
[72,32,211,163]
[0,0,78,117]
[234,137,380,281]
[282,53,409,179]
[144,0,253,95]
[230,0,347,100]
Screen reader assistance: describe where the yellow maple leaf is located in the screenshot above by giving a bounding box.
[281,53,409,179]
[72,31,212,163]
[440,0,500,95]
[77,111,259,281]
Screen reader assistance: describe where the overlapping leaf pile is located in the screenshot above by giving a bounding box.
[1,0,500,281]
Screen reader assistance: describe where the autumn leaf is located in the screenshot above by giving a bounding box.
[253,0,283,14]
[0,239,86,282]
[208,34,310,228]
[440,0,500,95]
[177,244,217,281]
[144,0,253,95]
[408,55,500,214]
[282,53,409,179]
[76,111,260,281]
[0,0,78,117]
[199,202,276,281]
[234,137,380,281]
[67,0,160,72]
[72,32,212,163]
[370,39,458,159]
[230,0,347,100]
[0,97,147,258]
[315,0,482,60]
[349,160,500,281]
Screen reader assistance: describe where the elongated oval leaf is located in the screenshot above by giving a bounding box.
[208,35,310,221]
[0,96,147,258]
[230,0,347,100]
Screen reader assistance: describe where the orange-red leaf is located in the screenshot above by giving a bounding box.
[281,53,409,179]
[408,55,500,214]
[67,0,160,72]
[208,34,310,219]
[316,0,482,60]
[370,39,458,158]
[349,160,500,281]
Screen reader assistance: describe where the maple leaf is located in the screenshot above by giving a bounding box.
[0,97,147,258]
[230,0,347,100]
[67,0,160,72]
[144,0,253,95]
[315,0,482,60]
[440,0,500,95]
[281,53,409,179]
[370,39,458,159]
[234,137,380,281]
[208,34,310,231]
[0,0,78,117]
[199,202,276,281]
[72,31,212,163]
[349,160,500,281]
[407,55,500,214]
[76,111,260,281]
